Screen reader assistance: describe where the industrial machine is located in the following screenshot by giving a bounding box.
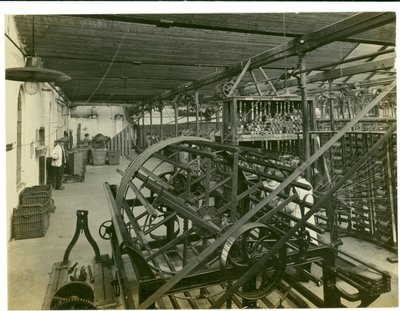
[98,135,392,309]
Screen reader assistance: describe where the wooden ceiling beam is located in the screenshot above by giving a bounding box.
[153,12,395,100]
[39,54,289,71]
[72,101,141,107]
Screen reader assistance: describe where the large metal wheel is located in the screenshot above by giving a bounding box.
[221,223,287,299]
[112,136,296,298]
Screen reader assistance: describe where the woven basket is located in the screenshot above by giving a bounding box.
[17,197,52,214]
[20,185,52,205]
[21,185,52,194]
[12,202,51,240]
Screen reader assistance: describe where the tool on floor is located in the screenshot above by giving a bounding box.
[78,266,87,282]
[69,268,78,281]
[68,262,78,274]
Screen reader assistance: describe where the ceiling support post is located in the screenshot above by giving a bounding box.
[328,80,335,131]
[195,91,200,137]
[159,101,164,140]
[298,55,311,181]
[149,102,153,137]
[174,101,179,137]
[141,108,145,149]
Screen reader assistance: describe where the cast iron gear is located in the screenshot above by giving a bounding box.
[53,297,97,310]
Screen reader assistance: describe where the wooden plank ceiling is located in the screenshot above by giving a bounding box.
[13,13,395,105]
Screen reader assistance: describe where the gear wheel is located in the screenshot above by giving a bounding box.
[50,281,95,309]
[53,297,97,310]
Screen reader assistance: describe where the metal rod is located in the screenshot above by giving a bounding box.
[316,117,396,123]
[228,59,251,97]
[300,47,395,74]
[195,90,200,136]
[258,67,278,94]
[127,180,158,218]
[166,144,217,159]
[250,70,263,96]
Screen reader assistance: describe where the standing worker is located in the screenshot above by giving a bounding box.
[83,133,92,145]
[51,138,67,190]
[82,133,93,165]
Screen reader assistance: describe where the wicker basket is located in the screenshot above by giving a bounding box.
[12,202,51,240]
[17,197,52,214]
[21,185,52,193]
[20,185,52,205]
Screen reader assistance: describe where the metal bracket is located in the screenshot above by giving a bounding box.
[62,210,101,265]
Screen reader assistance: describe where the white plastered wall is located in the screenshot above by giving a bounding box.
[5,16,69,240]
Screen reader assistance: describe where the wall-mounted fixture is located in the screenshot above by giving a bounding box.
[114,113,124,120]
[35,126,47,156]
[89,107,97,119]
[6,56,71,95]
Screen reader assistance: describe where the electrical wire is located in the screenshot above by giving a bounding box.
[85,31,129,104]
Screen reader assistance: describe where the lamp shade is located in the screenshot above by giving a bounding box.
[6,56,71,82]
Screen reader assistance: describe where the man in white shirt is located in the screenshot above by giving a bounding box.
[51,138,67,190]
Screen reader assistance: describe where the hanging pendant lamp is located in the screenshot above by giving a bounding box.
[6,56,71,83]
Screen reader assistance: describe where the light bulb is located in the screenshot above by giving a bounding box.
[24,81,40,95]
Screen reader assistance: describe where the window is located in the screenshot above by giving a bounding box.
[38,127,45,146]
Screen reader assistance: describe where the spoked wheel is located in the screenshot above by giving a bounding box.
[113,137,253,273]
[221,223,287,299]
[98,220,112,240]
[148,171,186,240]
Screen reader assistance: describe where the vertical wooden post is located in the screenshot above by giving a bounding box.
[195,90,200,137]
[230,151,239,220]
[186,104,190,130]
[231,98,238,144]
[328,80,335,131]
[299,55,311,180]
[142,110,145,149]
[159,101,164,140]
[149,102,153,137]
[174,102,179,137]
